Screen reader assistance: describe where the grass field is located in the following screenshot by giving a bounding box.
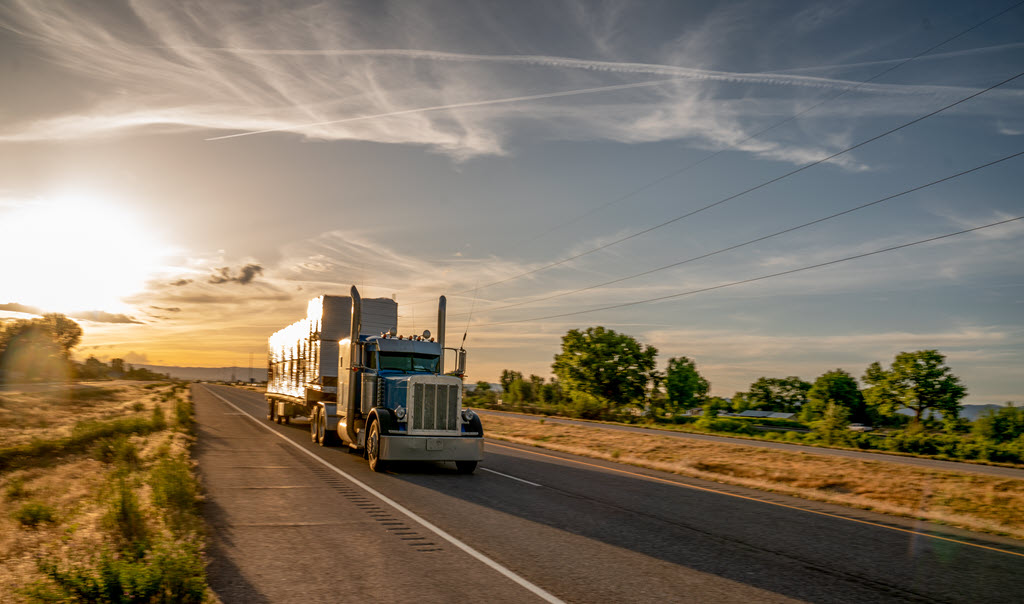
[483,413,1024,540]
[0,381,210,602]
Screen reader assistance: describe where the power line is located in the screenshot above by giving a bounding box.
[449,149,1024,318]
[472,215,1024,327]
[421,67,1024,305]
[504,0,1024,250]
[407,2,1024,307]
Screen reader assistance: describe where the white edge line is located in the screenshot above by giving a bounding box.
[480,467,543,487]
[202,386,564,604]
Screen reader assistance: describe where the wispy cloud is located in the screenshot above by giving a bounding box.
[1,1,1013,163]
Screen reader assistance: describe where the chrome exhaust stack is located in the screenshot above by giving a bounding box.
[437,295,446,374]
[346,285,362,444]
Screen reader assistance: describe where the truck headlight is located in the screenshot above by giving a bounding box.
[461,408,475,422]
[395,406,406,421]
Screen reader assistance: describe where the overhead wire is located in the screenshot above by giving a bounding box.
[471,215,1024,327]
[444,68,1024,300]
[406,1,1024,306]
[448,149,1024,318]
[503,0,1024,250]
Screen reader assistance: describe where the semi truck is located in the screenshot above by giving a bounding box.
[265,286,484,473]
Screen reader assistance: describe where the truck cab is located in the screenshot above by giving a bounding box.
[336,289,482,473]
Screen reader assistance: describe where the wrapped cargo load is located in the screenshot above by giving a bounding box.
[266,294,397,401]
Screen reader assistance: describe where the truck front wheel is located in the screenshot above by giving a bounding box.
[456,461,477,474]
[366,422,386,473]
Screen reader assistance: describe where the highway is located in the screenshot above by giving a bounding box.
[194,385,1024,603]
[477,409,1024,479]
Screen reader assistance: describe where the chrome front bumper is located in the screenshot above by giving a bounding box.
[378,435,484,461]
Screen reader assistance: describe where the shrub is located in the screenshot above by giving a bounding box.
[694,417,754,435]
[104,478,148,556]
[149,455,198,534]
[5,476,28,500]
[34,542,206,604]
[13,501,57,528]
[151,406,167,431]
[174,398,193,432]
[92,435,140,469]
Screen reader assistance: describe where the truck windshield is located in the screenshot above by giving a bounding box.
[378,352,440,373]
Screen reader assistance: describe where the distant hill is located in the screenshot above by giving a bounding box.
[134,364,267,382]
[960,404,1009,421]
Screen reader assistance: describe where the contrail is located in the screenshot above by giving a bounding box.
[773,42,1024,75]
[205,77,682,141]
[192,46,956,95]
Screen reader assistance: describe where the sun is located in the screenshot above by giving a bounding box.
[0,193,168,315]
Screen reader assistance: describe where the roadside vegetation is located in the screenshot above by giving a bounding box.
[482,413,1024,539]
[0,314,210,602]
[465,326,1024,466]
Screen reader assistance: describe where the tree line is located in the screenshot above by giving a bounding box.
[0,314,167,384]
[464,326,1023,460]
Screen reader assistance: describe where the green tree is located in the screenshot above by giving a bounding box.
[508,377,534,405]
[76,356,111,380]
[811,402,852,445]
[499,369,523,393]
[465,381,497,406]
[664,356,709,412]
[552,326,657,416]
[539,379,564,405]
[804,369,866,423]
[0,314,82,383]
[739,376,811,413]
[862,350,966,424]
[972,403,1024,443]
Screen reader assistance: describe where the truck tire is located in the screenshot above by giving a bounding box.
[310,407,321,443]
[456,461,477,474]
[366,421,386,473]
[317,411,338,446]
[267,401,275,421]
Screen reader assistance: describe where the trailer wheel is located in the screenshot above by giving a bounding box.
[366,421,386,473]
[310,407,321,443]
[317,410,338,446]
[267,401,275,421]
[456,461,477,474]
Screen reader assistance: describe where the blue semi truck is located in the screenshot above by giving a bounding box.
[265,286,483,473]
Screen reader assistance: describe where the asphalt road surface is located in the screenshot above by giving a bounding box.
[477,409,1024,479]
[194,385,1024,603]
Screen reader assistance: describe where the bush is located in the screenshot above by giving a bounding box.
[92,435,140,469]
[151,406,167,431]
[694,417,755,435]
[149,456,198,534]
[174,398,193,432]
[104,478,148,556]
[5,476,28,500]
[13,501,57,528]
[564,391,607,420]
[33,542,206,604]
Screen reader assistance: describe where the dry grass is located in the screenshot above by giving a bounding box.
[0,381,207,602]
[484,414,1024,540]
[0,381,167,448]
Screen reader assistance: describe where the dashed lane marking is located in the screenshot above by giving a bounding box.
[203,386,565,604]
[487,441,1024,559]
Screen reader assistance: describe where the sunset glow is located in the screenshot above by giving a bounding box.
[0,193,166,314]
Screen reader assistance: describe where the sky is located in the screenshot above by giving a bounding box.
[1,0,1022,404]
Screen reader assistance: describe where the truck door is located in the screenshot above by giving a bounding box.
[338,347,348,407]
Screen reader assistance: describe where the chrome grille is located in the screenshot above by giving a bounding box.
[411,382,459,432]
